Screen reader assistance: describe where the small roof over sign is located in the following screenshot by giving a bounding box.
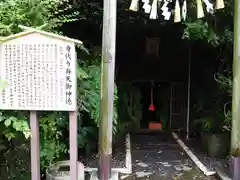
[0,25,83,45]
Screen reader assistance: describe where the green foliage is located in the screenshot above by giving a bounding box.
[0,0,96,178]
[82,64,118,128]
[182,20,220,46]
[76,53,119,152]
[77,126,97,155]
[0,0,79,35]
[193,66,233,134]
[215,69,232,96]
[39,112,68,171]
[77,51,118,130]
[117,82,142,134]
[0,111,30,141]
[183,1,233,46]
[0,112,31,180]
[194,112,226,133]
[214,63,232,131]
[187,1,234,135]
[0,138,31,180]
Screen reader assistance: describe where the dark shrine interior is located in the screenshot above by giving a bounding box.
[63,18,223,132]
[115,23,189,130]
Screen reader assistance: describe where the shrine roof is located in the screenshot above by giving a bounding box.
[0,25,83,45]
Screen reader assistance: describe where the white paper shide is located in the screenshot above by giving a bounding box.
[0,32,77,111]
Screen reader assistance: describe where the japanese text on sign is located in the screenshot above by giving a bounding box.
[65,45,73,106]
[0,35,76,111]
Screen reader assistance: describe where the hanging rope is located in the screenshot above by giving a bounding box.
[129,0,225,22]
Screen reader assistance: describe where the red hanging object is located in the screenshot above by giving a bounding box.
[149,82,155,111]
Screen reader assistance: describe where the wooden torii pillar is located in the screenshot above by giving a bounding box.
[98,0,117,179]
[231,0,240,179]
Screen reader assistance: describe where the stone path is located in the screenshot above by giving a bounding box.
[121,133,217,180]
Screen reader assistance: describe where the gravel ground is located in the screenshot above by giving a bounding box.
[80,150,126,169]
[82,132,219,180]
[80,142,127,169]
[120,133,217,180]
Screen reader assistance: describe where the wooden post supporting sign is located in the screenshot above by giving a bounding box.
[70,111,78,180]
[30,111,41,180]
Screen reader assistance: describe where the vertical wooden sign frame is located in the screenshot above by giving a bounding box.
[30,111,41,180]
[69,111,78,180]
[69,49,78,180]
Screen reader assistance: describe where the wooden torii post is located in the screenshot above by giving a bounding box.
[98,0,117,179]
[231,0,240,179]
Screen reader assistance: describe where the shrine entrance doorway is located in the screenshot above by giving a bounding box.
[116,25,189,133]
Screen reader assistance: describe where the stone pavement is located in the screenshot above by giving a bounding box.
[121,133,217,180]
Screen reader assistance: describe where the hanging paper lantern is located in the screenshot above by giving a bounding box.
[129,0,139,11]
[150,0,158,19]
[182,0,187,21]
[174,0,181,23]
[196,0,204,18]
[216,0,224,9]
